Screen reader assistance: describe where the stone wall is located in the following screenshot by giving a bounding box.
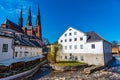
[59,53,105,66]
[50,64,88,71]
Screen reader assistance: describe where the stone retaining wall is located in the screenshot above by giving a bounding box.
[50,64,88,71]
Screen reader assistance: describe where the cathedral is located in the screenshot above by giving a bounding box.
[1,7,42,40]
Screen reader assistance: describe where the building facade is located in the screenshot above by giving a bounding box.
[0,35,13,61]
[58,27,112,66]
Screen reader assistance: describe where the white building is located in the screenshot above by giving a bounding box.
[58,27,112,66]
[0,29,44,66]
[0,35,13,61]
[14,33,43,59]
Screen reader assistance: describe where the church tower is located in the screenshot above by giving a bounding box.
[18,8,23,28]
[34,6,42,40]
[26,7,32,26]
[25,7,33,35]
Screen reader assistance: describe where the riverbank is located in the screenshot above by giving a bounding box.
[39,69,120,80]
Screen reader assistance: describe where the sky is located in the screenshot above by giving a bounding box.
[0,0,120,43]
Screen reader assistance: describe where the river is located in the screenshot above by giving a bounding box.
[28,56,120,80]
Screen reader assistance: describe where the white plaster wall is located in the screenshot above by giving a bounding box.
[58,27,87,54]
[0,37,13,60]
[14,46,42,58]
[58,27,103,54]
[86,41,103,54]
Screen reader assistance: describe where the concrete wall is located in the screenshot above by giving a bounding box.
[103,41,112,65]
[14,46,42,58]
[59,53,104,65]
[0,36,13,61]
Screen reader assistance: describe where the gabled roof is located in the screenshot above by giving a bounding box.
[85,31,104,42]
[3,19,22,30]
[58,26,85,39]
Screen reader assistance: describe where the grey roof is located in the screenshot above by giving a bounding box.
[85,31,104,42]
[14,34,42,48]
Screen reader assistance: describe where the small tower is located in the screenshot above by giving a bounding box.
[34,6,42,40]
[18,8,23,28]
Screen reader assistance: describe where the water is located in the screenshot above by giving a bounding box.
[25,64,51,80]
[108,56,120,74]
[33,64,51,80]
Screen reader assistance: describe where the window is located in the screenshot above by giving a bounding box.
[37,52,38,55]
[80,45,83,49]
[74,45,77,49]
[65,34,67,36]
[69,33,72,36]
[60,56,62,59]
[75,57,78,60]
[65,56,67,59]
[70,53,72,56]
[24,51,28,56]
[69,29,72,31]
[69,39,72,42]
[19,53,22,57]
[80,56,84,61]
[74,38,77,41]
[61,40,63,43]
[91,44,95,49]
[69,45,72,49]
[2,44,8,52]
[65,39,67,42]
[80,37,83,41]
[65,46,67,50]
[15,52,18,57]
[74,32,77,35]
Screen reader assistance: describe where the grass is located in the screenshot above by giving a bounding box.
[53,61,87,66]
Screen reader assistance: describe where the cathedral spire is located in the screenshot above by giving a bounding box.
[18,8,23,28]
[26,7,32,26]
[36,6,41,26]
[34,6,42,40]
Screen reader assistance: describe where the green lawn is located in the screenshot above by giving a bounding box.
[53,61,87,66]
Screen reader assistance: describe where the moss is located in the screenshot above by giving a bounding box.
[53,61,87,66]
